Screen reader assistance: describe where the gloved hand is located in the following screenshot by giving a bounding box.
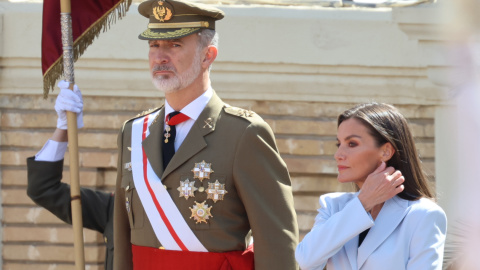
[54,80,84,130]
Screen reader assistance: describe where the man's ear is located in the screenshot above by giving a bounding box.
[202,46,217,68]
[381,142,395,162]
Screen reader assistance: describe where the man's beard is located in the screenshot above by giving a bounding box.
[151,49,203,94]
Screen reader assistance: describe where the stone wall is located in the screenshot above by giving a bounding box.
[0,1,447,268]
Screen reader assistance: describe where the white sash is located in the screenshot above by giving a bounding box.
[130,112,207,252]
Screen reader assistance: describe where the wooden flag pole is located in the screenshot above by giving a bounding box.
[60,0,86,268]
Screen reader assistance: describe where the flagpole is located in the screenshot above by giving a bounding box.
[60,0,86,268]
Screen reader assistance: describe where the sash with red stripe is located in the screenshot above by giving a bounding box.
[130,112,207,252]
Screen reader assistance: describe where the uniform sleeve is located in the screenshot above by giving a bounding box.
[295,195,373,270]
[406,206,447,270]
[232,120,299,270]
[26,157,111,233]
[114,128,133,270]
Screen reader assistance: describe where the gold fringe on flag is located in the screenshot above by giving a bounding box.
[43,0,132,98]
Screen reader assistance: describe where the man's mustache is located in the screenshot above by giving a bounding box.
[152,65,176,73]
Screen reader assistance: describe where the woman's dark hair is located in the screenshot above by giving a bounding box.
[338,102,434,200]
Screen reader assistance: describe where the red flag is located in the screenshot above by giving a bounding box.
[42,0,131,98]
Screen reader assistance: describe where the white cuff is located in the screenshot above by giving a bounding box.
[35,140,68,162]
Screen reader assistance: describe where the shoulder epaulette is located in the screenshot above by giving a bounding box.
[121,106,163,132]
[223,104,256,119]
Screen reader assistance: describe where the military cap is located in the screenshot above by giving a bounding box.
[138,0,225,40]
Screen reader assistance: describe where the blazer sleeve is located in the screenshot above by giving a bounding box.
[26,157,112,233]
[295,194,374,270]
[232,120,299,270]
[406,206,447,270]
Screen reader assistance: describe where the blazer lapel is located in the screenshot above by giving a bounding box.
[161,92,224,179]
[143,108,166,180]
[345,236,359,269]
[357,196,409,269]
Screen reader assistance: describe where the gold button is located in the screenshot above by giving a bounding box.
[199,187,205,192]
[159,246,165,250]
[104,237,108,243]
[125,185,130,191]
[164,185,167,189]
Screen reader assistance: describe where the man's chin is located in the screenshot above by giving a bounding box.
[152,79,180,94]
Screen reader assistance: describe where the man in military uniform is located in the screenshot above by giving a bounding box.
[26,81,114,270]
[114,0,299,269]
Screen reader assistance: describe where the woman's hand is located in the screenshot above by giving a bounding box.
[357,162,405,212]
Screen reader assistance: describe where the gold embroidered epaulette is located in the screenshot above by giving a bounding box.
[224,104,256,119]
[122,106,163,132]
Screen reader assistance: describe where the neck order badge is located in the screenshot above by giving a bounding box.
[163,111,189,169]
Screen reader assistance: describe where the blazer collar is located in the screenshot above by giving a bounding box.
[142,92,224,181]
[356,196,409,269]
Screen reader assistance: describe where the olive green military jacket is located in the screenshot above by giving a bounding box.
[26,157,114,270]
[114,92,299,270]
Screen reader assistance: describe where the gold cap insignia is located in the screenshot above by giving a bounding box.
[191,160,214,182]
[153,1,173,22]
[207,180,228,203]
[189,201,213,224]
[177,179,197,200]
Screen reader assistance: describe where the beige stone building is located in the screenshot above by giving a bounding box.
[0,0,465,269]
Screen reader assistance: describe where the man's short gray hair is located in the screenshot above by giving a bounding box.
[197,29,218,49]
[197,29,218,72]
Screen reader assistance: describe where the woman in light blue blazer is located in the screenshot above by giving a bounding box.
[296,103,447,270]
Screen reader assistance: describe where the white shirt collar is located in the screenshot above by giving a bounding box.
[164,86,213,121]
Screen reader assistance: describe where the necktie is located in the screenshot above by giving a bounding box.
[162,111,190,169]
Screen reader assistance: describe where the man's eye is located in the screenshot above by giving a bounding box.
[335,143,340,148]
[348,142,357,147]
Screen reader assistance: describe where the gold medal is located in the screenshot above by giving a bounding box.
[164,125,171,143]
[191,160,214,182]
[189,201,213,224]
[207,180,228,203]
[177,179,197,200]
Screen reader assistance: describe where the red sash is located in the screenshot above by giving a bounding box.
[132,244,254,270]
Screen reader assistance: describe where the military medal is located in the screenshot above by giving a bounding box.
[207,180,228,203]
[191,160,214,182]
[164,125,171,143]
[124,162,132,171]
[177,179,197,200]
[125,197,131,213]
[189,201,213,224]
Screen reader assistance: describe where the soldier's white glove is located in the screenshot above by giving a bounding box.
[54,80,84,130]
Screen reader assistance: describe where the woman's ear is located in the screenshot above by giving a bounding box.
[202,45,217,68]
[381,142,395,162]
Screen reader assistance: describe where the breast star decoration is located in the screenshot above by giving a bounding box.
[177,179,197,200]
[189,201,213,224]
[207,180,228,203]
[191,160,214,182]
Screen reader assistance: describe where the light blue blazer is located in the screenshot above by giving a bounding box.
[295,192,447,270]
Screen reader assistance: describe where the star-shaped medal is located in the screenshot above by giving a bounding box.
[191,160,214,182]
[189,201,213,224]
[177,179,197,200]
[207,180,228,203]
